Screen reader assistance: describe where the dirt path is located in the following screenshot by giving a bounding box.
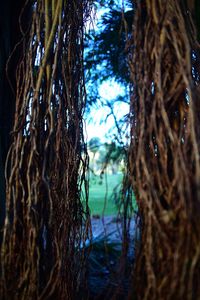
[91,215,136,242]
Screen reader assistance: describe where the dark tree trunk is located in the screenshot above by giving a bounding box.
[129,1,200,299]
[0,1,27,230]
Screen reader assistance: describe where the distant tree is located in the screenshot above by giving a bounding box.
[88,137,101,158]
[97,142,125,174]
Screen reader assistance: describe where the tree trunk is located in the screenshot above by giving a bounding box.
[0,0,26,231]
[0,1,91,299]
[129,1,200,299]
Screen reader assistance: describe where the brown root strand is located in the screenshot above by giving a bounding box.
[0,1,92,299]
[128,1,200,299]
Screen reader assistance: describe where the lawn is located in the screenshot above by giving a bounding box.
[88,173,123,216]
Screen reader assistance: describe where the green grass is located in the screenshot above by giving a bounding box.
[88,173,123,216]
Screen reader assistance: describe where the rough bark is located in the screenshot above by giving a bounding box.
[129,1,200,299]
[0,1,91,299]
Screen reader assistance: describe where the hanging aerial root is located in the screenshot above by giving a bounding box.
[128,1,200,299]
[0,0,93,299]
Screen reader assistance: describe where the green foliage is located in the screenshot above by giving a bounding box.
[103,142,125,163]
[88,139,126,175]
[85,9,133,83]
[95,141,125,173]
[88,137,101,154]
[85,0,134,106]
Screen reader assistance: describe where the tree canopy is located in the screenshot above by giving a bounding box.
[85,0,134,107]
